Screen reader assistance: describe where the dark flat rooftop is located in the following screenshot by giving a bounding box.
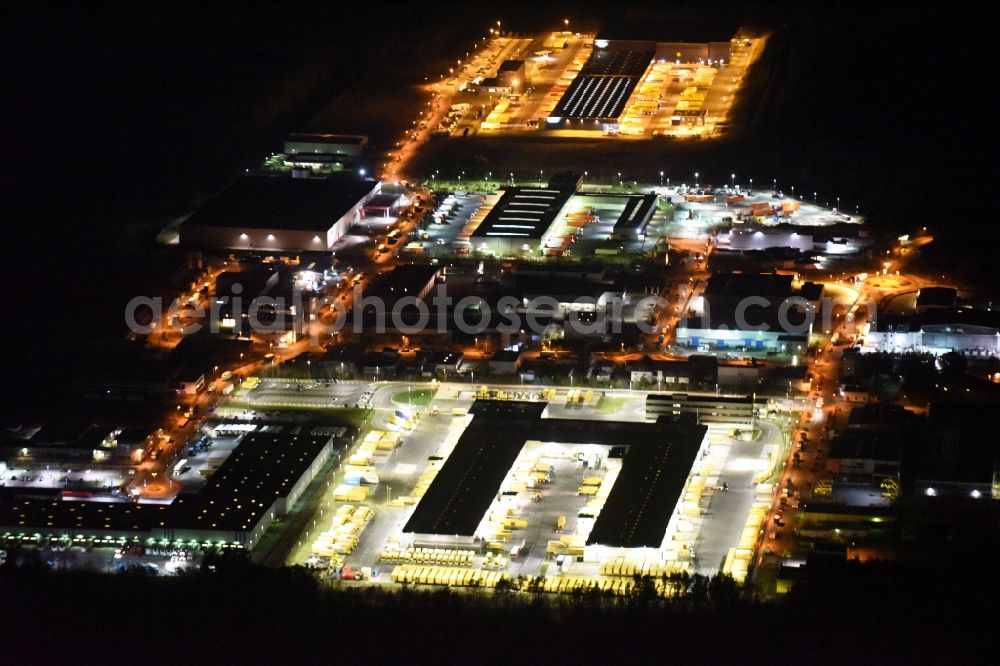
[402,405,536,536]
[597,18,738,44]
[403,401,705,548]
[704,272,795,299]
[183,176,379,232]
[472,187,573,239]
[613,193,658,233]
[0,427,351,535]
[581,48,654,77]
[286,133,367,146]
[586,420,704,548]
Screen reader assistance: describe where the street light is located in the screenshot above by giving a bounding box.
[659,170,664,186]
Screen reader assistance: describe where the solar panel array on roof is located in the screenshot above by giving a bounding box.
[581,49,655,77]
[551,49,653,120]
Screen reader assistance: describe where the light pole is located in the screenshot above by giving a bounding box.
[730,173,735,189]
[659,171,664,186]
[694,171,699,187]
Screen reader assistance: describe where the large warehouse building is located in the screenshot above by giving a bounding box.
[594,18,737,64]
[0,428,346,549]
[470,185,575,256]
[402,401,708,562]
[547,20,739,128]
[180,175,380,252]
[861,308,1000,357]
[548,47,654,124]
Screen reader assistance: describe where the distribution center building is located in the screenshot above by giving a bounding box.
[402,400,708,562]
[180,175,380,252]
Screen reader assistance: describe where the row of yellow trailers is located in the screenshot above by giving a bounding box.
[722,498,771,583]
[379,547,475,566]
[311,504,372,558]
[546,533,585,557]
[538,576,676,596]
[391,565,509,588]
[564,388,593,404]
[389,565,684,597]
[332,484,371,503]
[599,557,689,578]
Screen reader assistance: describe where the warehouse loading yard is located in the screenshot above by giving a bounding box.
[290,388,784,593]
[423,26,764,143]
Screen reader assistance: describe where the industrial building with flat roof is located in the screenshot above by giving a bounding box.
[0,427,347,549]
[180,175,380,252]
[861,308,1000,357]
[471,186,576,255]
[403,400,707,558]
[549,47,654,122]
[611,192,658,240]
[646,393,756,425]
[595,17,738,63]
[284,133,368,157]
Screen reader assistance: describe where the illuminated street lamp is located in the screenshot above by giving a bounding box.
[730,173,735,188]
[659,170,664,186]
